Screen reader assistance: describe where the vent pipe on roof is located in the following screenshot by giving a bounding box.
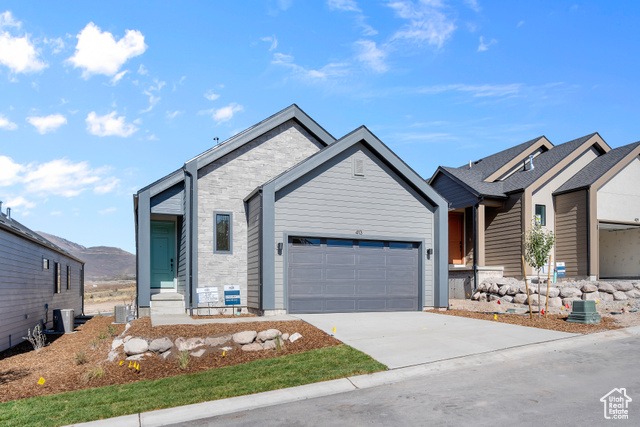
[6,207,11,220]
[529,154,535,170]
[0,200,2,214]
[469,160,472,169]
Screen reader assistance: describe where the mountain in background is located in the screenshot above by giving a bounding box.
[37,231,136,281]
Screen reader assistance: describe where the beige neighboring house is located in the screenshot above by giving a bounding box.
[429,133,640,296]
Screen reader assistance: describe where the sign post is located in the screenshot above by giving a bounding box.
[224,285,241,315]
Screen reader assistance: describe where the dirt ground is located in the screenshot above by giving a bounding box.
[84,280,136,314]
[446,298,640,329]
[0,316,341,403]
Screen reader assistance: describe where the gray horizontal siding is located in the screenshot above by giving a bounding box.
[246,194,261,310]
[0,229,83,352]
[484,193,522,277]
[431,172,476,210]
[177,216,186,296]
[274,143,435,310]
[151,183,184,215]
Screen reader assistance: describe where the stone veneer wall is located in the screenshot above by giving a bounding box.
[196,120,324,312]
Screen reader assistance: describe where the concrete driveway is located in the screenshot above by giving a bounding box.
[294,312,576,369]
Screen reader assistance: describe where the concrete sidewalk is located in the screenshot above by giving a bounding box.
[70,326,640,427]
[294,312,576,369]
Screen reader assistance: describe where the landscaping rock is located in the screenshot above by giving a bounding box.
[581,284,598,293]
[507,286,519,296]
[256,329,281,342]
[478,292,487,302]
[190,349,206,358]
[123,335,133,343]
[498,286,510,296]
[634,282,640,290]
[582,291,600,301]
[513,293,528,304]
[477,283,487,292]
[562,297,581,308]
[625,290,640,299]
[598,283,616,294]
[500,295,514,303]
[613,282,634,292]
[560,287,582,298]
[175,337,205,352]
[613,291,629,301]
[289,333,302,343]
[489,283,500,294]
[124,338,149,355]
[221,346,232,352]
[262,340,277,350]
[205,335,232,347]
[488,294,500,302]
[548,297,562,307]
[538,287,560,298]
[471,292,481,301]
[161,350,173,360]
[111,338,124,350]
[282,333,290,341]
[126,354,145,361]
[107,349,118,362]
[241,343,263,351]
[233,331,258,345]
[149,337,173,354]
[600,292,614,302]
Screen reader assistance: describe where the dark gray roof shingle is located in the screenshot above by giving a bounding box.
[554,140,640,194]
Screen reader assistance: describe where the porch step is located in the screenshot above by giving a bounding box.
[151,293,185,315]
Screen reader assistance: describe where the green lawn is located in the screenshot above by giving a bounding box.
[0,345,385,427]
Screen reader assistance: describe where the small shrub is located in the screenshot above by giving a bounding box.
[274,334,283,352]
[177,350,190,370]
[96,311,102,318]
[89,339,99,350]
[107,325,117,337]
[23,324,46,353]
[84,366,104,383]
[75,351,88,365]
[98,331,108,340]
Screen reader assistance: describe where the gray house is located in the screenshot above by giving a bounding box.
[134,105,448,316]
[0,205,84,352]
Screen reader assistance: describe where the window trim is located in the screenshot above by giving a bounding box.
[213,211,233,254]
[535,204,546,226]
[66,265,71,291]
[54,262,61,294]
[43,257,49,270]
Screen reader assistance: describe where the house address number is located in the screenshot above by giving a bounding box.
[355,230,363,235]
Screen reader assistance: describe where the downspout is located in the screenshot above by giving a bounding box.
[183,164,194,314]
[472,203,478,291]
[586,189,591,278]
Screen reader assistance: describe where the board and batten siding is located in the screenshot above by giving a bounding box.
[151,183,184,215]
[196,120,325,310]
[431,172,477,210]
[484,193,523,277]
[274,143,435,310]
[0,229,83,352]
[555,190,589,277]
[246,194,261,310]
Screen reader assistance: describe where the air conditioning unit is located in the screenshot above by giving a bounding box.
[114,305,130,324]
[53,309,74,333]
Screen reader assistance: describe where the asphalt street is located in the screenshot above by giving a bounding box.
[175,334,639,426]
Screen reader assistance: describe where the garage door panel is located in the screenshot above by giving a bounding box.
[288,237,419,314]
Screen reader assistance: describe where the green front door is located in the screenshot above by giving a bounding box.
[150,221,175,289]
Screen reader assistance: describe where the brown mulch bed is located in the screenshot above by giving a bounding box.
[431,309,623,334]
[189,314,258,319]
[0,316,341,403]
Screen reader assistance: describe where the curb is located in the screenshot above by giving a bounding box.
[69,325,640,427]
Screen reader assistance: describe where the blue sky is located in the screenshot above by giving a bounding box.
[1,1,640,253]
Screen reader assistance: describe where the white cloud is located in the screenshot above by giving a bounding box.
[44,37,65,54]
[67,22,147,78]
[417,83,522,97]
[0,113,17,130]
[477,36,497,52]
[94,177,119,194]
[272,52,350,81]
[354,40,388,72]
[327,0,361,12]
[86,111,138,137]
[261,35,278,51]
[26,114,67,134]
[141,79,165,113]
[204,90,220,101]
[0,155,24,186]
[6,196,35,210]
[23,159,107,197]
[200,103,244,124]
[146,134,158,141]
[0,12,47,74]
[50,211,62,216]
[98,207,117,215]
[387,0,456,48]
[464,0,481,12]
[166,110,183,120]
[109,69,128,85]
[137,64,148,75]
[517,20,525,27]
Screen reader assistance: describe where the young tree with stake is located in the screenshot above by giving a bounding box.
[523,219,556,317]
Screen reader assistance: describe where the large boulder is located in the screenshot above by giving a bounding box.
[613,291,629,301]
[498,286,510,296]
[488,294,500,302]
[175,337,205,352]
[582,291,600,301]
[507,286,519,296]
[613,282,634,292]
[289,332,303,343]
[471,292,481,301]
[600,292,614,302]
[562,297,581,308]
[560,287,582,298]
[233,331,258,345]
[539,287,560,298]
[241,343,263,351]
[625,290,640,299]
[581,284,598,293]
[256,329,281,342]
[548,297,563,307]
[206,335,232,347]
[513,294,529,304]
[598,283,616,294]
[500,295,514,303]
[123,338,148,356]
[478,293,488,302]
[111,338,124,350]
[149,337,173,354]
[478,283,488,292]
[262,340,277,350]
[489,283,500,294]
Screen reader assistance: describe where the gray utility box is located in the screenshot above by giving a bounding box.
[567,300,601,324]
[114,305,130,324]
[53,309,75,333]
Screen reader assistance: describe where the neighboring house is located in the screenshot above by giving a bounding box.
[429,133,640,295]
[0,204,85,352]
[134,105,448,316]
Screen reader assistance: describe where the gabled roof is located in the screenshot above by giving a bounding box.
[555,140,640,195]
[0,212,84,263]
[249,126,447,209]
[138,104,336,197]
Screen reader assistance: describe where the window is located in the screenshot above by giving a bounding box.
[535,204,546,226]
[67,265,71,290]
[291,237,321,246]
[54,262,61,294]
[327,239,353,247]
[214,212,232,253]
[389,242,415,250]
[359,241,384,248]
[43,258,49,270]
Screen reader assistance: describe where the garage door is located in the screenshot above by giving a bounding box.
[287,237,419,313]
